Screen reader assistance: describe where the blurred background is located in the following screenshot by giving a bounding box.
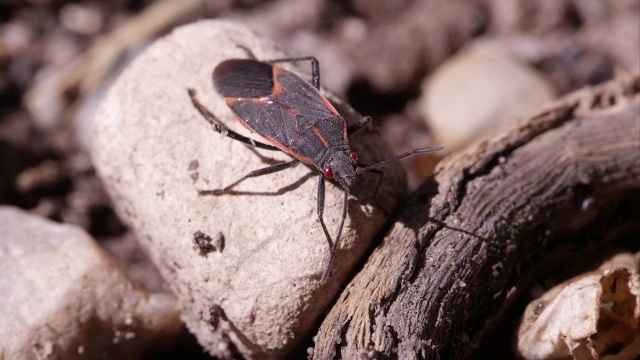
[0,0,638,358]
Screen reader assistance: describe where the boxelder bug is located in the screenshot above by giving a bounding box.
[188,56,442,283]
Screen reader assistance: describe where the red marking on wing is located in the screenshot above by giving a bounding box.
[272,66,285,95]
[310,125,330,147]
[270,66,299,118]
[316,96,348,141]
[319,95,340,116]
[261,133,314,164]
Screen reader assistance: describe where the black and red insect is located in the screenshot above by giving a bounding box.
[188,56,441,283]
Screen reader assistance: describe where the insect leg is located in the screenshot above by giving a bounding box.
[235,45,257,60]
[198,159,300,195]
[188,88,279,151]
[361,166,385,201]
[347,116,371,136]
[265,56,320,90]
[317,173,349,283]
[316,174,332,248]
[356,166,391,214]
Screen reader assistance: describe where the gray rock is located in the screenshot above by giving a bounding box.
[91,20,405,359]
[0,206,181,359]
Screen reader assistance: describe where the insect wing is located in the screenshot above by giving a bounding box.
[214,59,348,165]
[214,59,273,98]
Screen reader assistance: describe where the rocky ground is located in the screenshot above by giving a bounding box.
[1,1,638,359]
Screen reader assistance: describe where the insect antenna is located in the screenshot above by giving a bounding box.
[356,146,443,174]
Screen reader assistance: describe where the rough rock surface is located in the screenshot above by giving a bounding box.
[0,206,181,359]
[92,20,406,359]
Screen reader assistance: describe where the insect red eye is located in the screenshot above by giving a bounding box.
[323,166,333,178]
[350,152,358,162]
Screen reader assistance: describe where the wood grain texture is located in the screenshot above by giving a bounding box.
[313,74,640,359]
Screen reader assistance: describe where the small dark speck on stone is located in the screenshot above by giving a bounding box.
[192,230,224,256]
[188,159,199,171]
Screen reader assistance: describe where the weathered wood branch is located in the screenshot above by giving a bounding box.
[314,74,640,359]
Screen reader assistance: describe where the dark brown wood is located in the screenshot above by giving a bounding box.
[313,74,640,359]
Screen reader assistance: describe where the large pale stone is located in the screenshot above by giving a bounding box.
[91,20,405,359]
[420,45,556,153]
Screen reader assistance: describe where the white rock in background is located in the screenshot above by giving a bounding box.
[0,206,181,359]
[91,20,404,359]
[517,252,640,360]
[420,45,556,153]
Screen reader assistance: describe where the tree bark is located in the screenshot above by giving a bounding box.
[313,74,640,359]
